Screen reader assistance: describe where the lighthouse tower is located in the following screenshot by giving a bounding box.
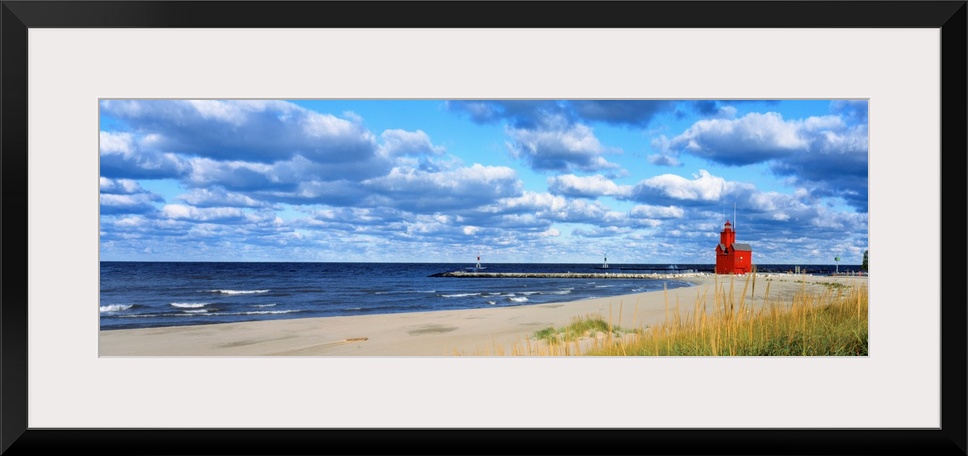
[715,220,753,274]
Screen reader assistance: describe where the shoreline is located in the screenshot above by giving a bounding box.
[98,273,868,356]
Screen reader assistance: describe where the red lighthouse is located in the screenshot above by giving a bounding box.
[715,220,752,274]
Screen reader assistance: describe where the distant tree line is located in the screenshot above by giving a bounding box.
[861,250,868,271]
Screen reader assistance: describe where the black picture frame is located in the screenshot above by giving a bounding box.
[2,1,965,455]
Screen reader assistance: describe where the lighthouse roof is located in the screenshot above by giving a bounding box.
[718,242,753,252]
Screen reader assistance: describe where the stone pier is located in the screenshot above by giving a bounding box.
[430,271,709,279]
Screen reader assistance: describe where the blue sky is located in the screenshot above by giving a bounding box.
[99,99,868,264]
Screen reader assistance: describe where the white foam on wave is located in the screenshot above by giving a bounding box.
[440,292,482,298]
[209,289,270,295]
[118,309,300,319]
[100,304,133,312]
[508,296,529,302]
[230,310,300,316]
[170,302,210,308]
[116,312,201,318]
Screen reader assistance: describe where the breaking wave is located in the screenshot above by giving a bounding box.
[170,302,211,308]
[208,289,269,295]
[100,304,134,312]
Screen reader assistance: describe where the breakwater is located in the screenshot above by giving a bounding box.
[430,271,710,279]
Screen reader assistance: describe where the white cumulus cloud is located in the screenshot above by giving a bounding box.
[547,174,632,198]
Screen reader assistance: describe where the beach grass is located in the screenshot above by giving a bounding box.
[533,313,641,345]
[500,273,868,356]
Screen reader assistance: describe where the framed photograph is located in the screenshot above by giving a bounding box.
[3,1,965,455]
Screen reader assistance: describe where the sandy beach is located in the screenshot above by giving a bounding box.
[99,273,868,356]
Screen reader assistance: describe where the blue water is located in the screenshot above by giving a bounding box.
[98,262,862,331]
